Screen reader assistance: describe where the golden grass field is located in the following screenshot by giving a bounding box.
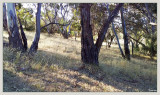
[3,30,157,92]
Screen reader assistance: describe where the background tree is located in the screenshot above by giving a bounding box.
[123,3,157,58]
[106,4,125,58]
[15,3,35,31]
[29,3,42,53]
[120,7,130,60]
[15,3,28,51]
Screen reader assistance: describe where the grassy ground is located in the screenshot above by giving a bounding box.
[3,31,157,92]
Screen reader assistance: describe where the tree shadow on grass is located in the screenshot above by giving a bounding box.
[3,45,157,92]
[3,69,39,92]
[35,50,156,92]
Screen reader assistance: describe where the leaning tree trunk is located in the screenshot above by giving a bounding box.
[80,3,123,65]
[7,3,24,50]
[18,16,28,51]
[29,3,42,53]
[111,20,125,58]
[3,3,8,31]
[112,22,125,58]
[106,4,125,58]
[95,3,124,54]
[120,7,130,60]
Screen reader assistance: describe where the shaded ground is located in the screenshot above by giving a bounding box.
[3,31,157,92]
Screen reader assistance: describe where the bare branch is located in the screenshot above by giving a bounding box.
[40,21,71,30]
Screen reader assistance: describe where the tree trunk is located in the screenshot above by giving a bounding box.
[145,3,156,58]
[95,3,124,54]
[106,4,125,58]
[80,3,123,65]
[111,21,125,58]
[29,3,42,53]
[18,16,28,51]
[24,20,27,29]
[120,7,130,60]
[80,4,99,65]
[7,3,24,50]
[130,40,134,55]
[3,3,8,31]
[68,22,72,36]
[62,26,69,39]
[108,35,115,48]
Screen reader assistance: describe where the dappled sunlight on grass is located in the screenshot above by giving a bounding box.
[3,31,157,92]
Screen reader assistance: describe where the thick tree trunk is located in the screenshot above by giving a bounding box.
[7,3,24,50]
[3,3,8,31]
[80,4,99,65]
[80,3,123,65]
[18,16,28,51]
[29,3,42,53]
[120,7,130,60]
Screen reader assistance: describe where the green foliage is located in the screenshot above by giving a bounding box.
[142,32,157,57]
[40,19,47,33]
[16,4,35,31]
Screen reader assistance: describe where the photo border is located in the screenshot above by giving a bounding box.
[0,0,159,95]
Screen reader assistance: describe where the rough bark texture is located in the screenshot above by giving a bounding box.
[7,3,24,50]
[80,4,99,65]
[18,16,28,51]
[120,7,130,60]
[29,3,42,53]
[80,3,123,65]
[3,3,8,31]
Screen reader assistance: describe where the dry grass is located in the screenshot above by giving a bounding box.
[3,30,157,92]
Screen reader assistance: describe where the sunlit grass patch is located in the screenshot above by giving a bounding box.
[99,51,157,90]
[3,31,157,92]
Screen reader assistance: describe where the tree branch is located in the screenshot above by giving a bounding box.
[40,22,71,30]
[95,3,124,53]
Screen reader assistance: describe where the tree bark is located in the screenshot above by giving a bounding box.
[130,40,134,55]
[29,3,42,53]
[7,3,24,50]
[80,3,123,65]
[120,7,130,60]
[80,4,99,65]
[3,3,8,31]
[18,16,28,51]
